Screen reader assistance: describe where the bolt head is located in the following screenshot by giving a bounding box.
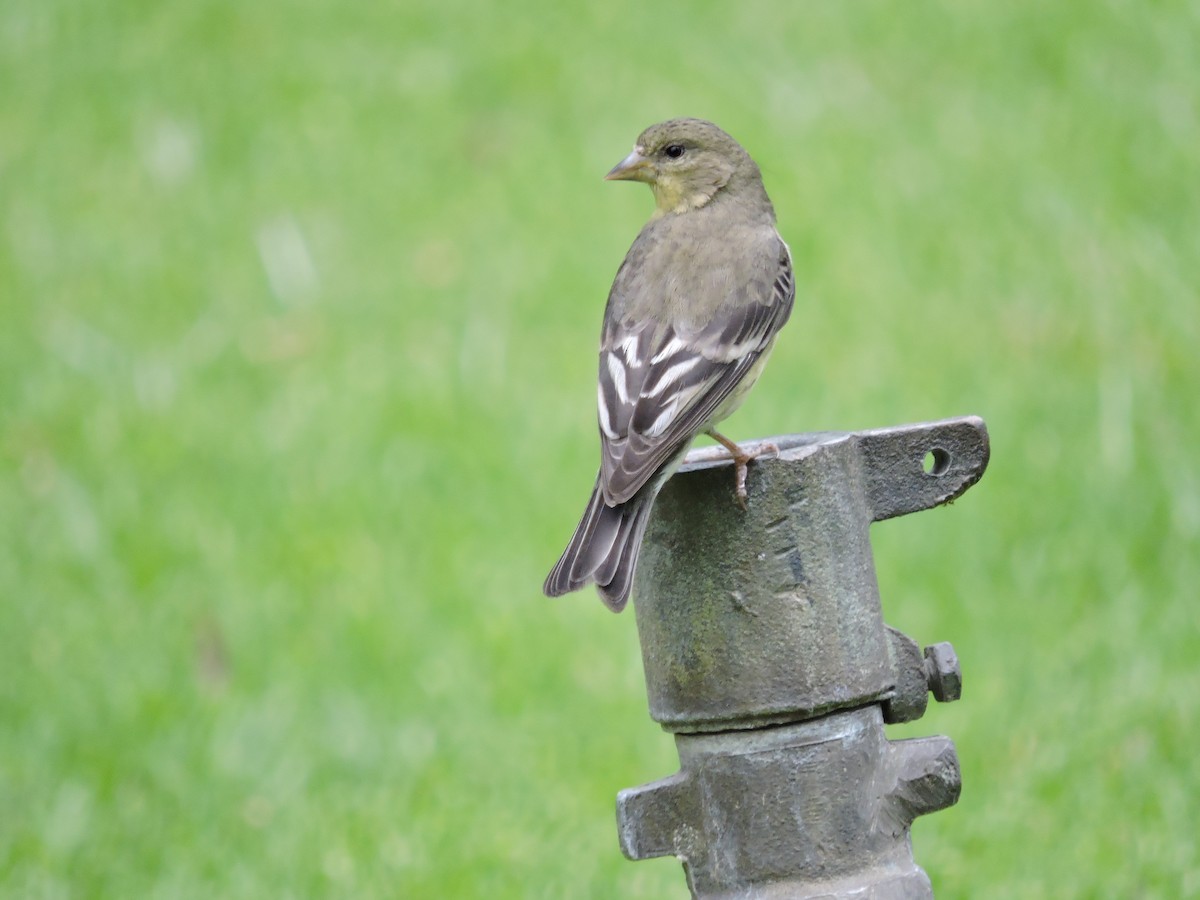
[924,642,962,702]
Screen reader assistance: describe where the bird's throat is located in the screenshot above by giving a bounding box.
[651,178,718,217]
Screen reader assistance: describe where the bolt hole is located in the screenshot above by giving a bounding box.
[923,448,951,476]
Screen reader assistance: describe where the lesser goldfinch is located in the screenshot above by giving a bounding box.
[544,118,794,612]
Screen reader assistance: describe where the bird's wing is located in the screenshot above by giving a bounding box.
[597,238,795,505]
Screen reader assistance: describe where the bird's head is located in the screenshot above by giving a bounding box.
[605,118,761,216]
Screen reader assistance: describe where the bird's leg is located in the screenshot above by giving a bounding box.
[706,430,780,509]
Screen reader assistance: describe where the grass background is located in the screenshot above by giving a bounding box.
[2,0,1198,896]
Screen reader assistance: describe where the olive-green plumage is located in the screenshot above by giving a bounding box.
[544,119,795,611]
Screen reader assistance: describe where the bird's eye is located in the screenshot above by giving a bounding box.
[664,144,686,159]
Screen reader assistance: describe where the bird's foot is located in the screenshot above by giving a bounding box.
[707,432,779,509]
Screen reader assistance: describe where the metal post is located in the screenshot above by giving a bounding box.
[616,417,989,899]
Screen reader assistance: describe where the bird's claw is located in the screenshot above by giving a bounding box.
[731,441,779,510]
[734,462,750,510]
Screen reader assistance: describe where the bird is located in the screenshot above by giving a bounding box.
[543,118,795,612]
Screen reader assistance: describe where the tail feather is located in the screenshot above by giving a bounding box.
[543,477,608,595]
[543,474,653,612]
[594,500,654,610]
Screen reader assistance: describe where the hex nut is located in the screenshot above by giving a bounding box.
[923,642,962,703]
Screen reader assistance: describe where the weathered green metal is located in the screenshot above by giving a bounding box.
[617,416,989,899]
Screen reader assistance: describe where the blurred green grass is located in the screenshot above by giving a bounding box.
[2,0,1198,896]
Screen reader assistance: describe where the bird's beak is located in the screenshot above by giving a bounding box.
[605,148,654,183]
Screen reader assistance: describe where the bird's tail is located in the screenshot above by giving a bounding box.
[543,475,653,612]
